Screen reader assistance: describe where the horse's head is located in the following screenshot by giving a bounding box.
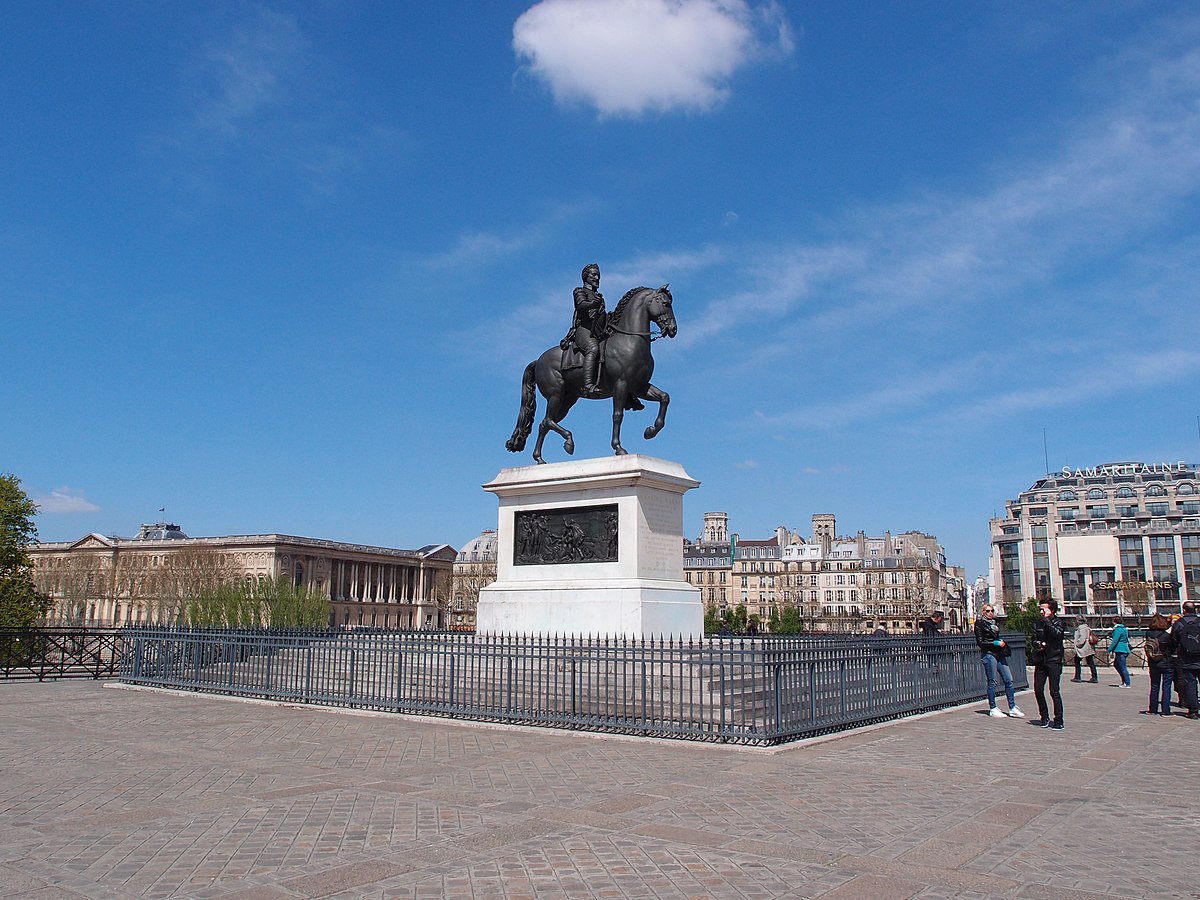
[649,284,677,339]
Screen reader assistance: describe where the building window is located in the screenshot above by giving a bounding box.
[1116,487,1136,499]
[1058,490,1078,501]
[1119,537,1145,580]
[1087,488,1106,500]
[1146,484,1167,497]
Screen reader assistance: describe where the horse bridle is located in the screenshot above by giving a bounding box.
[606,290,669,342]
[607,322,663,342]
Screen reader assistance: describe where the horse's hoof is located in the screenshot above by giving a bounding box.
[564,440,575,455]
[643,427,657,440]
[614,448,627,456]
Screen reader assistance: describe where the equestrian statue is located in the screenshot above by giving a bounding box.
[505,263,678,463]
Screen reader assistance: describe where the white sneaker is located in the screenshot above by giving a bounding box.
[1008,706,1026,718]
[989,707,1007,718]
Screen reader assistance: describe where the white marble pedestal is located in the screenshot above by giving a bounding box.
[475,455,703,639]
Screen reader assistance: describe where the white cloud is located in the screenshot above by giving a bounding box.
[34,488,100,514]
[513,0,793,117]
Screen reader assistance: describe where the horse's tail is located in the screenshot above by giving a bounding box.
[505,361,537,452]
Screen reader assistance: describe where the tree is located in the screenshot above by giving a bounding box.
[0,474,51,629]
[770,605,804,634]
[1120,583,1151,617]
[1003,596,1043,655]
[703,602,722,635]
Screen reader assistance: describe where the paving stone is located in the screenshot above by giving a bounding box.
[0,678,1194,897]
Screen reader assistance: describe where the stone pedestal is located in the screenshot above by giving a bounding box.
[476,455,702,638]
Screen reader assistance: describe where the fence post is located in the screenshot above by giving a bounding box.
[304,644,313,703]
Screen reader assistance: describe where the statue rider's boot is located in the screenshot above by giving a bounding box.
[583,350,601,396]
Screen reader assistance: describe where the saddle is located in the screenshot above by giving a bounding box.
[559,339,643,410]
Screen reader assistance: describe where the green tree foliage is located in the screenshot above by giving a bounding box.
[253,576,332,628]
[1003,596,1043,654]
[768,605,805,634]
[0,474,51,629]
[703,602,722,635]
[184,576,331,628]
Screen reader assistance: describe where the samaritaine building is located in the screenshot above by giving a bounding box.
[684,512,960,633]
[988,461,1200,617]
[30,522,456,629]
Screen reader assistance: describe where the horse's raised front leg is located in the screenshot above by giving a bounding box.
[640,383,670,440]
[533,416,574,464]
[610,393,627,456]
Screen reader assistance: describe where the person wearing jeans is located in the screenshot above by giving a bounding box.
[975,603,1023,718]
[1032,598,1066,730]
[1109,616,1132,688]
[1143,613,1174,716]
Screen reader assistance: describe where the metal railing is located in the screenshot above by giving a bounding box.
[119,628,1027,745]
[0,628,128,681]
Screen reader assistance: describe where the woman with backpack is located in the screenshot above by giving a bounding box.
[1109,616,1132,688]
[1141,613,1174,717]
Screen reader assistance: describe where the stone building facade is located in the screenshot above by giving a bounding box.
[450,530,497,631]
[30,522,455,629]
[988,460,1199,617]
[684,512,959,633]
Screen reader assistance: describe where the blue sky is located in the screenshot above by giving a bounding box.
[4,1,1199,580]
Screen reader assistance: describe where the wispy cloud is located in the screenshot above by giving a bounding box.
[34,488,100,514]
[943,349,1200,426]
[667,13,1200,429]
[513,0,793,117]
[156,9,398,195]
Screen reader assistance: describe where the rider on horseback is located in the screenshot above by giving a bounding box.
[560,263,607,396]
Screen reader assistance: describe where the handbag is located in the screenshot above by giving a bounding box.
[1087,632,1098,647]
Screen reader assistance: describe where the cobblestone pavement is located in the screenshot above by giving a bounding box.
[0,674,1193,899]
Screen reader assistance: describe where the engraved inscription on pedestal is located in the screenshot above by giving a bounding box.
[515,504,618,566]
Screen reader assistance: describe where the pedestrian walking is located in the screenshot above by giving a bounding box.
[1031,598,1066,730]
[1141,613,1174,717]
[1071,616,1099,683]
[1109,616,1132,688]
[975,603,1024,718]
[920,610,944,674]
[1169,600,1200,720]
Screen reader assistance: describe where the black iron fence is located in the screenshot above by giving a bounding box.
[0,628,127,681]
[119,628,1027,745]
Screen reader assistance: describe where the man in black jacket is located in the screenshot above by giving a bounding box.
[1032,598,1066,730]
[1170,600,1200,719]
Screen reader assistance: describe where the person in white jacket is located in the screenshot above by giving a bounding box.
[1070,616,1098,683]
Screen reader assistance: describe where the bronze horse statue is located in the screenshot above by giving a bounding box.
[506,285,677,463]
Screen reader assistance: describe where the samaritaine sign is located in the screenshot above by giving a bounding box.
[1059,462,1191,478]
[1093,580,1181,591]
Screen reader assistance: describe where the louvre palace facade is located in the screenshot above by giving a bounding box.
[988,461,1200,616]
[30,522,455,629]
